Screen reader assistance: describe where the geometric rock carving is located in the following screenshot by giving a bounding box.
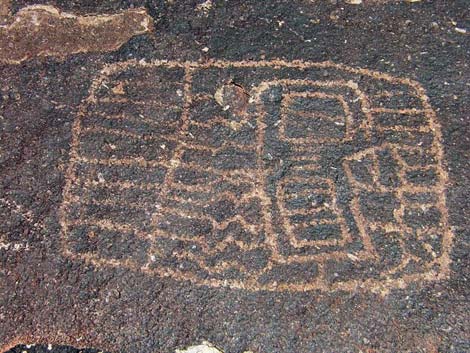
[60,60,453,292]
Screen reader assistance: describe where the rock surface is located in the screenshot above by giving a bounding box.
[0,0,468,352]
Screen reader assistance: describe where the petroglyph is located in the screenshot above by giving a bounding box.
[0,5,152,64]
[59,60,453,293]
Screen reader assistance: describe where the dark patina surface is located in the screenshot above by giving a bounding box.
[1,0,469,352]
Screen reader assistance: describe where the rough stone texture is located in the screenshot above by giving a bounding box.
[0,4,152,64]
[1,0,469,352]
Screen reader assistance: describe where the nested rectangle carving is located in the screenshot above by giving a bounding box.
[60,60,453,292]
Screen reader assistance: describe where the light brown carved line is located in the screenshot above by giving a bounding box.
[280,92,352,140]
[343,141,445,273]
[401,142,435,157]
[81,125,176,143]
[70,236,402,292]
[160,187,257,206]
[54,65,151,259]
[109,78,185,91]
[191,92,216,101]
[259,79,372,142]
[154,204,262,234]
[143,67,195,269]
[147,230,268,277]
[165,192,263,221]
[0,5,152,64]
[390,145,441,247]
[131,118,267,265]
[81,178,163,191]
[277,205,333,218]
[279,187,330,200]
[255,79,369,261]
[71,230,364,291]
[72,215,248,260]
[81,178,243,200]
[280,99,351,144]
[150,223,264,255]
[81,58,429,88]
[390,143,437,270]
[96,94,182,108]
[167,170,258,191]
[171,251,253,276]
[376,125,432,133]
[289,155,321,162]
[369,107,427,115]
[286,220,347,249]
[81,124,258,156]
[183,139,258,154]
[156,237,266,266]
[96,97,149,104]
[75,155,168,169]
[276,177,352,249]
[356,182,440,195]
[88,111,181,130]
[253,90,280,264]
[190,115,254,130]
[289,164,320,172]
[370,90,401,98]
[196,252,270,280]
[181,162,258,182]
[282,109,346,122]
[60,60,453,293]
[67,218,148,238]
[82,198,158,215]
[341,159,378,258]
[90,77,352,278]
[342,146,443,195]
[372,108,432,133]
[402,165,438,174]
[73,209,265,267]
